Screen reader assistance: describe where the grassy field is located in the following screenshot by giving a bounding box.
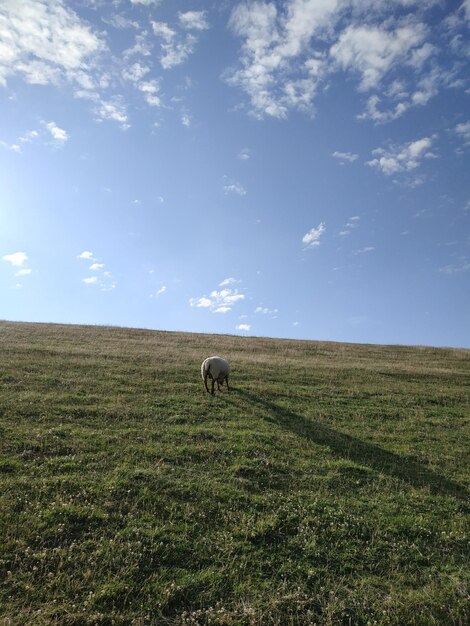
[0,321,469,625]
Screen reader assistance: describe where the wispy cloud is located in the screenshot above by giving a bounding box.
[0,0,105,90]
[302,222,326,248]
[367,136,436,175]
[190,284,245,314]
[339,216,360,236]
[255,306,278,316]
[357,69,440,123]
[152,12,209,70]
[102,14,139,31]
[178,11,209,32]
[238,148,251,160]
[93,97,129,129]
[439,259,470,274]
[330,22,429,92]
[130,0,162,5]
[219,277,241,287]
[1,123,67,153]
[181,113,191,127]
[226,1,442,120]
[353,246,375,255]
[83,276,98,284]
[223,179,246,196]
[455,121,470,146]
[150,285,167,298]
[332,151,358,164]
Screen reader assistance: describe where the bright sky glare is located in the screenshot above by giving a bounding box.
[1,0,469,348]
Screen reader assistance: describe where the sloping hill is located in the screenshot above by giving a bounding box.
[1,321,469,625]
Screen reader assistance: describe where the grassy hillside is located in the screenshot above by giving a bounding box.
[0,321,469,625]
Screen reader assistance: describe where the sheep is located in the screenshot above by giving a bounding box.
[201,356,230,395]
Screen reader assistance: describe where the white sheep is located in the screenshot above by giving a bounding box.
[201,356,230,395]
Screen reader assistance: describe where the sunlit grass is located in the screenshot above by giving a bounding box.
[0,321,469,625]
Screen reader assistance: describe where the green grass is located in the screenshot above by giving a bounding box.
[0,320,469,625]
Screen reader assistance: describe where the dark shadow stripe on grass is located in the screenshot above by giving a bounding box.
[232,388,469,504]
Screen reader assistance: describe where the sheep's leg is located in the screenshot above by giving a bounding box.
[225,376,230,391]
[211,378,215,395]
[203,374,210,393]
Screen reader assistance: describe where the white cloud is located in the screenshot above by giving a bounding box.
[367,136,436,175]
[302,222,326,248]
[0,140,21,153]
[0,0,148,131]
[353,246,375,255]
[78,252,116,290]
[236,324,251,332]
[2,252,28,266]
[226,1,443,120]
[455,121,470,145]
[330,22,428,91]
[1,125,67,153]
[44,121,69,143]
[103,14,139,31]
[121,62,161,108]
[94,98,129,129]
[138,80,161,107]
[238,148,251,160]
[0,0,105,89]
[339,216,360,236]
[122,62,151,83]
[15,268,32,276]
[178,11,209,31]
[189,296,212,308]
[255,306,278,315]
[152,17,207,70]
[211,289,245,306]
[223,181,246,196]
[439,259,470,274]
[78,251,94,260]
[464,0,470,22]
[0,128,40,153]
[219,277,240,287]
[332,150,358,163]
[227,1,329,119]
[190,286,245,313]
[357,69,440,122]
[357,94,409,122]
[131,0,161,5]
[181,113,191,127]
[151,285,167,297]
[123,33,153,59]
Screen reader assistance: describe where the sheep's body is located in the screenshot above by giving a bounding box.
[201,356,230,395]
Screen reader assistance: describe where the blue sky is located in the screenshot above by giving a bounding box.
[1,0,469,348]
